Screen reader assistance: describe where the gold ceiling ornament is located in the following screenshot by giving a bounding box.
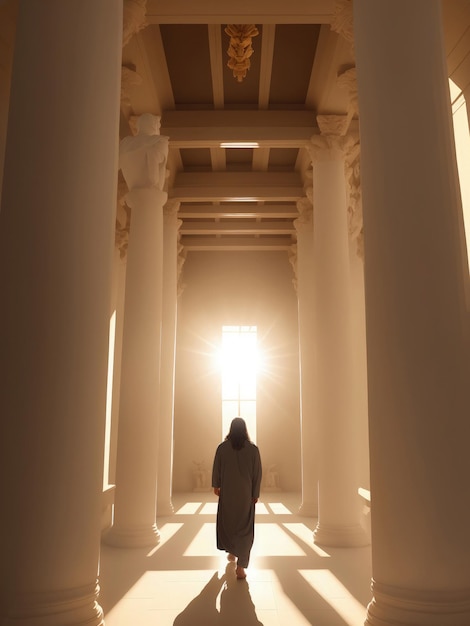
[224,24,259,82]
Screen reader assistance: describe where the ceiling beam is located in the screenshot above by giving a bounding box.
[258,24,276,109]
[145,0,336,24]
[180,221,296,235]
[208,24,224,108]
[171,171,304,201]
[181,236,295,251]
[162,110,316,148]
[178,203,299,218]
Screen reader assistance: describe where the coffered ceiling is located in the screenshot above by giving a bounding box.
[119,0,357,252]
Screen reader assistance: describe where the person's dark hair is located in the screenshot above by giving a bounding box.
[225,417,251,450]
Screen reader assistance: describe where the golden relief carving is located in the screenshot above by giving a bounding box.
[225,24,259,82]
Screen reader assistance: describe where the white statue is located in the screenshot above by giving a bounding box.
[265,464,280,490]
[119,113,169,192]
[192,460,209,491]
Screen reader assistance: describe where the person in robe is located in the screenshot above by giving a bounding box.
[212,417,262,579]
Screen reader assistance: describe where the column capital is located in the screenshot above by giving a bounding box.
[308,117,355,162]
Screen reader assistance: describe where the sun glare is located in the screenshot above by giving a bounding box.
[219,325,258,440]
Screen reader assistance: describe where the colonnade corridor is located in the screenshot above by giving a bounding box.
[99,492,371,625]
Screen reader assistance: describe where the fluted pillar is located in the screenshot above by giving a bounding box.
[354,2,470,623]
[0,2,122,624]
[104,115,169,547]
[308,116,369,547]
[157,201,181,517]
[294,198,319,517]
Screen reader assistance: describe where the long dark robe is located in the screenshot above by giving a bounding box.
[211,440,262,568]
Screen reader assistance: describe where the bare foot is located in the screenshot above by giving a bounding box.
[227,553,236,562]
[236,566,247,579]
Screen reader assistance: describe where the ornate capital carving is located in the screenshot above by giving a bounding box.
[308,119,355,163]
[123,0,147,48]
[121,66,143,118]
[294,197,313,234]
[317,114,350,136]
[331,0,354,52]
[163,199,181,218]
[288,244,298,293]
[337,66,359,122]
[344,135,364,260]
[177,239,187,297]
[115,176,131,259]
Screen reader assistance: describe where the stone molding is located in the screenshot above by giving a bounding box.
[367,580,470,625]
[6,581,103,626]
[115,176,131,259]
[121,66,143,119]
[331,0,354,52]
[294,196,313,233]
[344,134,364,260]
[163,199,181,217]
[177,235,187,297]
[288,243,298,293]
[337,66,358,125]
[308,116,355,162]
[123,0,147,48]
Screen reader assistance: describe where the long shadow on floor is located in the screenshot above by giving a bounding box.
[173,564,263,626]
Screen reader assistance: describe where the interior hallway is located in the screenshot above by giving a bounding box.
[99,492,372,626]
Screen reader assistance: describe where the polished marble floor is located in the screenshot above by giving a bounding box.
[99,492,372,626]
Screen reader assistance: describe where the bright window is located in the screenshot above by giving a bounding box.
[220,325,257,442]
[449,78,470,271]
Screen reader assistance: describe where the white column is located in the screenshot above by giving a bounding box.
[309,116,369,547]
[294,198,319,517]
[354,2,470,624]
[157,200,181,517]
[104,116,169,548]
[0,2,122,624]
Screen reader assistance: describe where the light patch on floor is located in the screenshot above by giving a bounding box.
[146,522,184,557]
[283,523,331,557]
[298,569,367,625]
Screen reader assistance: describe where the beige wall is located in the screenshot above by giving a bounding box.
[173,249,302,493]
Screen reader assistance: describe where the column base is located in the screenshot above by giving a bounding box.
[102,523,160,548]
[313,521,370,547]
[157,500,175,516]
[298,501,318,517]
[366,580,470,625]
[3,582,103,626]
